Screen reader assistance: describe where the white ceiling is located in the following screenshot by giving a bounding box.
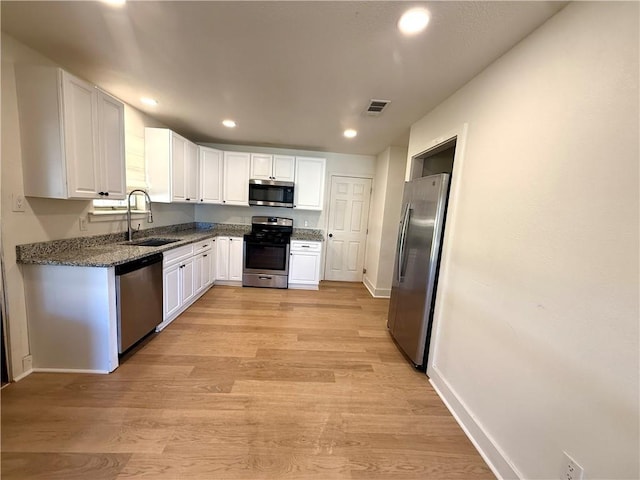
[1,1,566,156]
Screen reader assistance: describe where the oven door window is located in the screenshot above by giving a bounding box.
[245,243,287,271]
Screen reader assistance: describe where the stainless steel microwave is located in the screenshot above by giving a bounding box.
[248,179,295,208]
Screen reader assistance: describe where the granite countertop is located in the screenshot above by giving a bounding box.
[16,222,252,268]
[291,228,324,242]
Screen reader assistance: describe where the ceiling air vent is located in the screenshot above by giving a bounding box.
[366,99,390,116]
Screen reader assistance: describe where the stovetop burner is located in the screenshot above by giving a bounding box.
[244,216,293,245]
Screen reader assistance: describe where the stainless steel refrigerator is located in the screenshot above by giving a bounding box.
[387,173,450,369]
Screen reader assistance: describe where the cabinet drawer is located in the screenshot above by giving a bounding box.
[194,238,214,255]
[163,244,194,267]
[290,240,321,252]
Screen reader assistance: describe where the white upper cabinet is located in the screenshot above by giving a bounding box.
[198,146,223,204]
[250,154,273,180]
[273,155,296,182]
[185,141,199,202]
[223,152,250,206]
[294,156,326,210]
[250,153,295,181]
[15,66,126,199]
[146,128,199,203]
[97,91,127,199]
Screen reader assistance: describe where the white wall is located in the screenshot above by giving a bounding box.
[364,145,406,297]
[196,143,376,231]
[408,3,638,479]
[0,34,195,379]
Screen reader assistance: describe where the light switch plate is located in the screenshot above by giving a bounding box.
[12,193,25,212]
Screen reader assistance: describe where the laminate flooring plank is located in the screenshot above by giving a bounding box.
[117,452,351,479]
[1,452,131,480]
[1,282,494,480]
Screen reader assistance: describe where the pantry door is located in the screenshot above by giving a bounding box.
[324,176,372,282]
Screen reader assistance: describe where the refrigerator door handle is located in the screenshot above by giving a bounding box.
[397,203,411,283]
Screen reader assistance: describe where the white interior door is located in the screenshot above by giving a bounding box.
[325,176,372,282]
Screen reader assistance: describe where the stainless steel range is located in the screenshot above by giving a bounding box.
[243,216,293,289]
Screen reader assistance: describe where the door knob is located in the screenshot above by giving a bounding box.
[328,233,333,238]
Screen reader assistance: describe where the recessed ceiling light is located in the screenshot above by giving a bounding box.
[398,7,430,35]
[222,119,237,128]
[344,129,357,138]
[102,0,126,6]
[140,97,158,106]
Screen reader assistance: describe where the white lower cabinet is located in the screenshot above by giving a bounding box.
[215,236,243,284]
[288,240,322,289]
[158,239,214,331]
[194,239,215,294]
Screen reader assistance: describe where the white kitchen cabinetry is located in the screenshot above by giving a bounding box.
[223,152,250,206]
[229,237,244,281]
[15,66,126,200]
[250,154,295,181]
[215,236,243,284]
[294,157,326,210]
[199,146,223,204]
[194,239,215,294]
[146,128,199,203]
[288,240,322,289]
[22,264,119,373]
[185,141,199,202]
[158,239,214,330]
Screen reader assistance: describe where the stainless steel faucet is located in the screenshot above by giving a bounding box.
[126,189,154,241]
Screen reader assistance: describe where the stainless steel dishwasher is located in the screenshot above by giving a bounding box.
[115,253,163,353]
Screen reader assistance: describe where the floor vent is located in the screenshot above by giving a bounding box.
[366,99,390,116]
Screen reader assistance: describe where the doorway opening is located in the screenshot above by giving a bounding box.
[388,135,459,370]
[1,252,10,386]
[409,137,457,180]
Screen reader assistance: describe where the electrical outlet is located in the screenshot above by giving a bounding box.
[563,452,584,480]
[12,193,25,212]
[79,216,88,231]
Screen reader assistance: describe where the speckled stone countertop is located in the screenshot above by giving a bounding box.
[16,222,251,267]
[291,228,324,241]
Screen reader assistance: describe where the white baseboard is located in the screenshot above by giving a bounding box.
[32,368,110,374]
[12,368,33,382]
[428,367,522,480]
[363,275,391,298]
[288,283,319,290]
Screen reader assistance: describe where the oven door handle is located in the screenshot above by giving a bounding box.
[258,276,273,280]
[244,241,290,248]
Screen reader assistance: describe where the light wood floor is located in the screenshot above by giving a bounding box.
[1,282,494,479]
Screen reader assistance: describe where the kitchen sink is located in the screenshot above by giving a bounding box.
[124,238,180,247]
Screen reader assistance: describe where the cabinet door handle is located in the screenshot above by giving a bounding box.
[202,244,208,248]
[301,245,310,248]
[104,192,109,196]
[203,254,207,257]
[328,233,333,238]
